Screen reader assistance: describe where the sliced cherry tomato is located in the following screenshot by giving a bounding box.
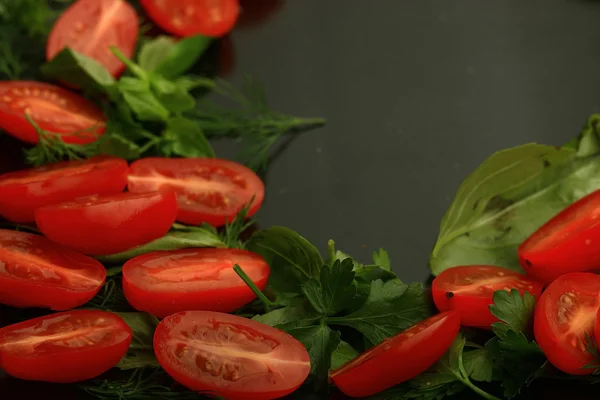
[127,157,264,227]
[432,265,543,328]
[330,311,460,398]
[47,0,139,78]
[154,311,310,400]
[534,272,600,375]
[35,191,178,256]
[122,248,269,317]
[140,0,240,38]
[519,189,600,284]
[0,156,128,223]
[0,230,106,310]
[0,310,132,383]
[0,81,106,144]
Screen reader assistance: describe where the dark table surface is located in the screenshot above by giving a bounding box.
[3,0,600,398]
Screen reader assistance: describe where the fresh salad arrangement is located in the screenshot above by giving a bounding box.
[2,1,600,400]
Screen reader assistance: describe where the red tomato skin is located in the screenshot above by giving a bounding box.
[0,310,132,383]
[0,81,106,144]
[534,272,600,375]
[46,0,139,78]
[35,191,178,255]
[0,230,106,310]
[154,311,310,400]
[432,266,544,328]
[140,0,240,38]
[0,156,128,223]
[330,311,461,398]
[122,248,269,318]
[127,157,264,227]
[519,190,600,284]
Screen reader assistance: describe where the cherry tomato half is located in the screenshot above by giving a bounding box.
[519,189,600,284]
[154,311,310,400]
[122,248,269,318]
[35,191,178,256]
[0,156,128,223]
[534,272,600,375]
[127,157,264,227]
[432,265,543,328]
[0,230,106,310]
[0,81,106,145]
[47,0,139,78]
[330,311,460,398]
[0,310,132,383]
[140,0,240,38]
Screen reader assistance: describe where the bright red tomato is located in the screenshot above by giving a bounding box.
[0,230,106,310]
[0,156,128,223]
[519,189,600,284]
[154,311,310,400]
[534,272,600,375]
[432,265,543,328]
[46,0,139,78]
[127,157,264,227]
[0,81,106,144]
[122,248,269,318]
[0,310,132,383]
[35,191,178,256]
[140,0,240,37]
[330,311,460,398]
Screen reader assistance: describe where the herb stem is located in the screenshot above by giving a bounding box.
[233,264,272,313]
[458,352,502,400]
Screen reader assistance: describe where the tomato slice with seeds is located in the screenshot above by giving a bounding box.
[0,81,106,145]
[432,265,544,328]
[140,0,240,38]
[519,189,600,284]
[47,0,139,78]
[35,191,178,256]
[330,311,460,398]
[0,156,128,223]
[127,157,264,227]
[154,311,310,400]
[0,230,106,310]
[534,272,600,375]
[0,309,132,383]
[122,248,270,318]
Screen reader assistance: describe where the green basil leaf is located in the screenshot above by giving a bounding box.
[114,312,160,370]
[138,36,176,71]
[41,48,115,92]
[153,35,213,79]
[162,116,215,158]
[152,77,196,113]
[118,77,170,122]
[96,134,141,160]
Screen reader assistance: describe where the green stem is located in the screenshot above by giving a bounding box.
[458,353,502,400]
[110,46,147,80]
[233,264,272,313]
[327,239,336,263]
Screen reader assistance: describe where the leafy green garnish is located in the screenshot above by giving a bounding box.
[301,258,356,316]
[114,312,161,370]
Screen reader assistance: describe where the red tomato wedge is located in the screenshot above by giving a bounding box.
[519,189,600,284]
[122,248,269,318]
[0,81,106,144]
[35,191,178,256]
[0,156,128,223]
[0,310,132,383]
[47,0,139,78]
[432,265,543,328]
[330,311,460,398]
[127,157,264,227]
[0,230,106,310]
[534,272,600,375]
[154,311,310,400]
[140,0,240,38]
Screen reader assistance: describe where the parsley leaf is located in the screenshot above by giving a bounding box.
[372,248,391,270]
[463,349,494,382]
[252,303,320,329]
[330,340,359,370]
[489,289,536,336]
[302,258,356,316]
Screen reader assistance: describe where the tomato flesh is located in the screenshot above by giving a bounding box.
[127,157,264,227]
[140,0,240,38]
[122,248,270,317]
[47,0,139,77]
[432,265,543,328]
[0,156,128,223]
[519,189,600,284]
[154,311,310,400]
[534,272,600,375]
[35,191,178,255]
[330,311,460,398]
[0,81,106,144]
[0,310,132,383]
